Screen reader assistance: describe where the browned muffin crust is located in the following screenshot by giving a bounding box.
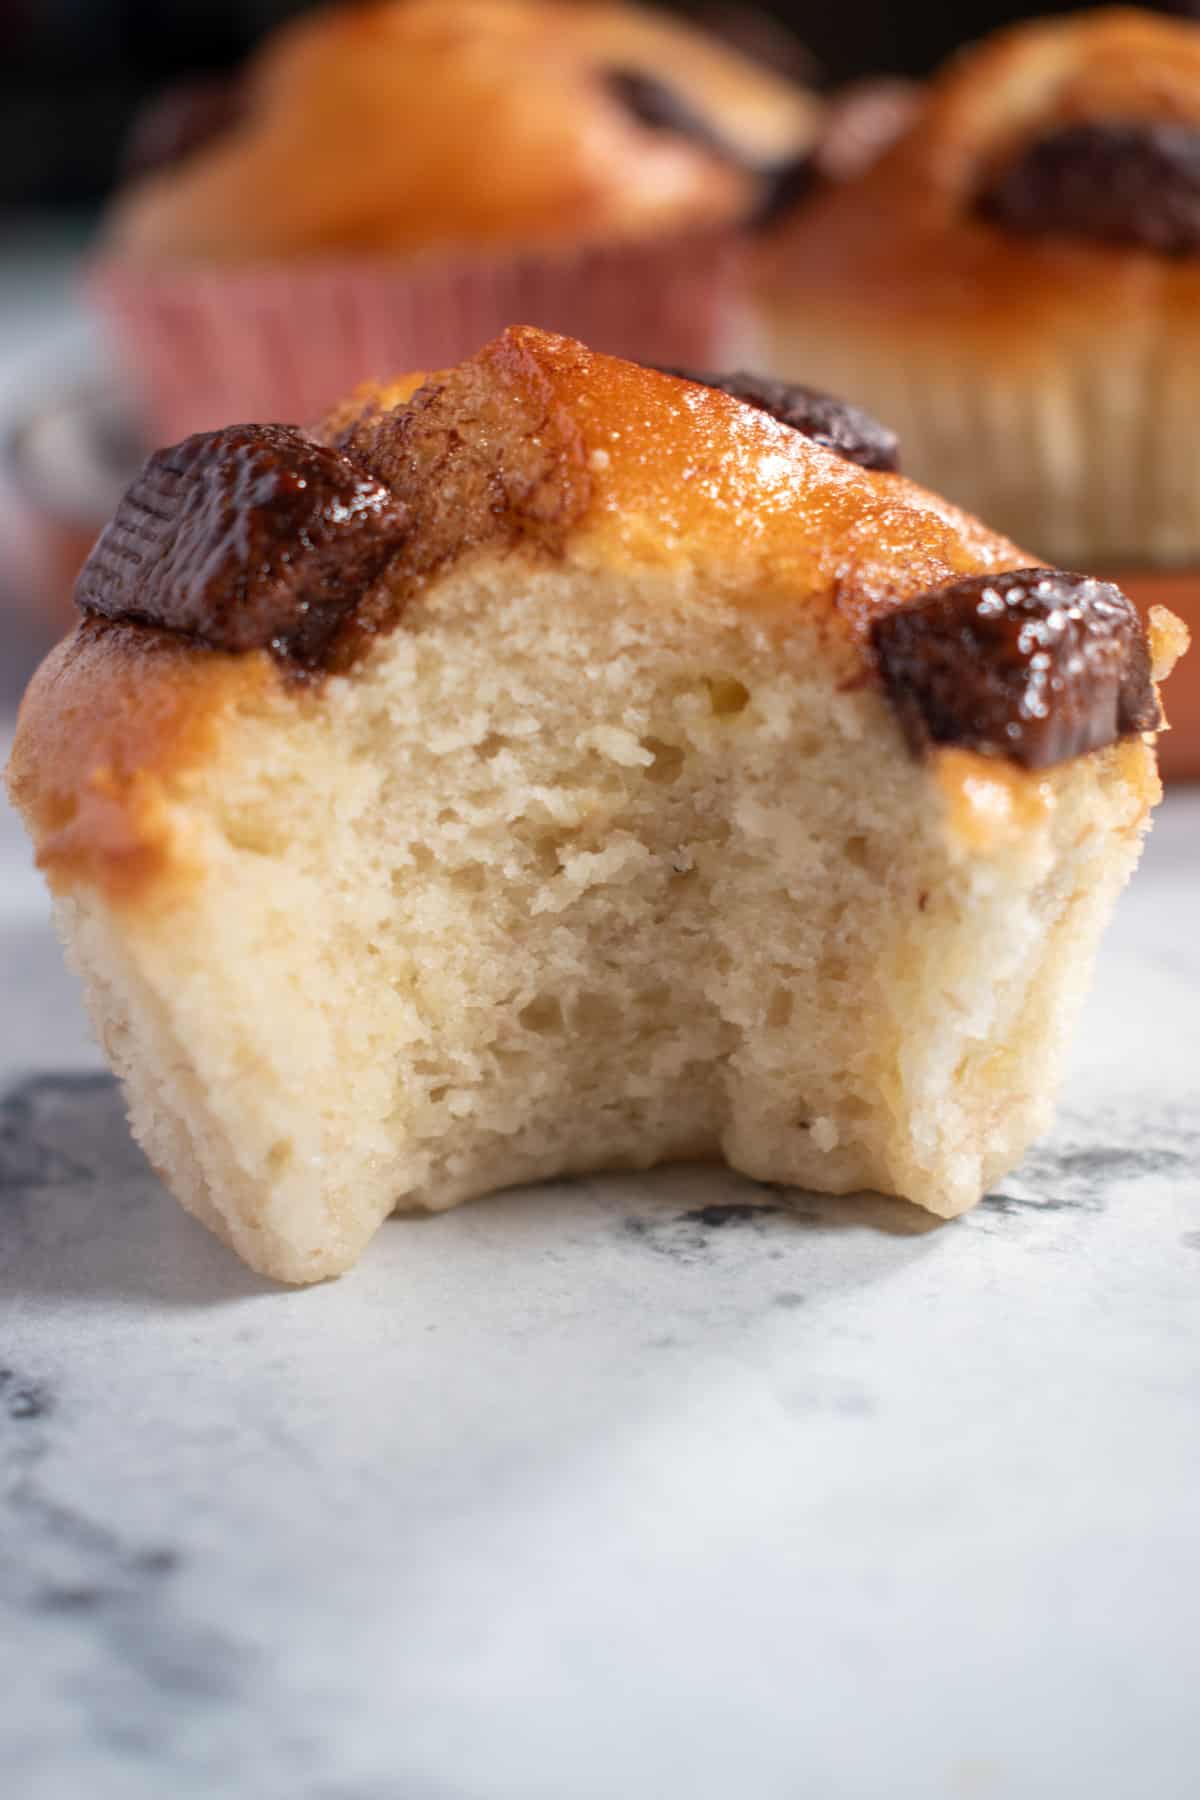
[330,341,591,568]
[64,328,1159,768]
[5,617,270,901]
[104,0,819,261]
[657,368,900,469]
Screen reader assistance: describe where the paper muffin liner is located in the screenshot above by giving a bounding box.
[89,232,745,445]
[758,302,1200,570]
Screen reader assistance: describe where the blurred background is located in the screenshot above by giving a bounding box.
[0,0,1191,216]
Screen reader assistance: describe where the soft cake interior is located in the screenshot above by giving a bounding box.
[62,556,1149,1281]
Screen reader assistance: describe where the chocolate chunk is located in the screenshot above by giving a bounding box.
[603,67,810,228]
[749,153,816,229]
[76,424,409,669]
[604,68,739,161]
[659,368,899,471]
[120,75,247,183]
[977,121,1200,255]
[871,569,1160,769]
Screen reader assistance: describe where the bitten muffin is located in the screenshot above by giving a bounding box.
[755,8,1200,568]
[92,0,817,440]
[6,329,1184,1283]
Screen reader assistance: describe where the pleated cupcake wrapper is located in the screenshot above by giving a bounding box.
[899,348,1200,570]
[764,307,1200,568]
[89,233,745,445]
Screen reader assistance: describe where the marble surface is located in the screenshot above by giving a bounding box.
[1,736,1198,1800]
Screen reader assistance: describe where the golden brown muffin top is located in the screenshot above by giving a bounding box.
[8,328,1178,903]
[759,7,1200,338]
[68,326,1025,677]
[104,0,818,262]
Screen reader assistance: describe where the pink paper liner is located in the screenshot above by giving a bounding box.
[88,233,745,444]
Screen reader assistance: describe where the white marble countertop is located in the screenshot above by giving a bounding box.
[1,718,1198,1798]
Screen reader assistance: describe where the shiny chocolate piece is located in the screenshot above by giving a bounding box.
[871,568,1160,769]
[76,424,409,668]
[977,121,1200,255]
[660,368,899,471]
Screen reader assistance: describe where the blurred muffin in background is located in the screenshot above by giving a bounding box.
[808,76,920,185]
[91,0,819,442]
[754,8,1200,572]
